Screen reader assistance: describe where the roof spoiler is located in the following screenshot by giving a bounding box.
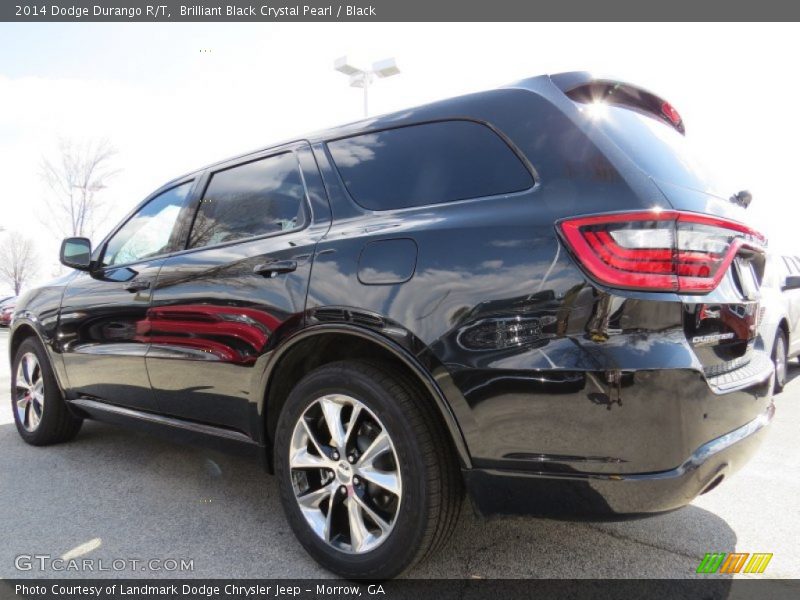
[550,71,685,135]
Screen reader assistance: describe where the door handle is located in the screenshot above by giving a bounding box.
[123,279,151,292]
[253,260,298,277]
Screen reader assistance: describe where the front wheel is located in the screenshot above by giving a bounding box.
[773,330,788,393]
[11,336,82,445]
[274,360,462,579]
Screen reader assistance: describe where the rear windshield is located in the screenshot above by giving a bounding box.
[588,105,728,198]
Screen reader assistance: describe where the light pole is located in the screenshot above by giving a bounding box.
[334,56,400,117]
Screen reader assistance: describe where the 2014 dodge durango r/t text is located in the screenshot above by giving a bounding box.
[9,72,774,579]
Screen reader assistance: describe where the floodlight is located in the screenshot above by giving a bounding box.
[333,55,401,117]
[372,58,400,78]
[349,73,367,88]
[334,56,362,77]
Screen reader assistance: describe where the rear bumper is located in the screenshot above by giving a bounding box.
[465,402,773,517]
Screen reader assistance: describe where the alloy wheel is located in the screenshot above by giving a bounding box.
[775,336,787,388]
[289,393,402,554]
[15,352,44,432]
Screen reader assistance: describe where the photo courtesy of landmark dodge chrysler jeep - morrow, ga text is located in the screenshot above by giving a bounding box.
[8,72,773,579]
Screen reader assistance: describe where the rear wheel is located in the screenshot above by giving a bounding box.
[274,360,462,579]
[773,330,788,393]
[11,337,82,445]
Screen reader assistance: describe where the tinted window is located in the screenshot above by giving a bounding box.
[327,121,533,210]
[587,105,727,198]
[103,182,193,266]
[188,153,306,249]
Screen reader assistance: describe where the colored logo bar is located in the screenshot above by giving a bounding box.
[697,552,773,574]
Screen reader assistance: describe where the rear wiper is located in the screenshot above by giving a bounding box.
[730,190,752,208]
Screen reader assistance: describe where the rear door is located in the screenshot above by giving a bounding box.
[58,179,197,410]
[145,143,331,434]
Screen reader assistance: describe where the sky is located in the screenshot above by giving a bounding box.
[0,22,798,295]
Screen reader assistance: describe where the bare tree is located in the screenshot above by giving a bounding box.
[0,233,39,295]
[40,138,119,238]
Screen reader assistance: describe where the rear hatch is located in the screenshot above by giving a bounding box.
[553,74,768,379]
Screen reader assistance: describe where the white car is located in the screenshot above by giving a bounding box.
[759,254,800,391]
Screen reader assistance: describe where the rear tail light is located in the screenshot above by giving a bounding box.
[558,210,766,293]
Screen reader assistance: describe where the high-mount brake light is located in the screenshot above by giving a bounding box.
[563,79,686,134]
[558,211,766,293]
[661,101,682,126]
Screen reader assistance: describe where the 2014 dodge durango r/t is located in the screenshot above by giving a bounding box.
[9,72,773,579]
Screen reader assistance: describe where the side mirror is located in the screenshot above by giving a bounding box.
[60,237,93,271]
[782,275,800,291]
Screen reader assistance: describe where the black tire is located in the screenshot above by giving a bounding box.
[11,336,82,445]
[274,360,462,579]
[773,330,788,394]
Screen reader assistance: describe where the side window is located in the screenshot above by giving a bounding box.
[103,181,193,267]
[783,257,796,276]
[188,152,307,249]
[327,120,534,211]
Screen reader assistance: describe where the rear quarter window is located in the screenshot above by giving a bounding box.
[327,120,533,211]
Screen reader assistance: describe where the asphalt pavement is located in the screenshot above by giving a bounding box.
[1,328,798,579]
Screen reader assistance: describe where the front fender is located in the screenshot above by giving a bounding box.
[9,314,70,397]
[9,279,73,395]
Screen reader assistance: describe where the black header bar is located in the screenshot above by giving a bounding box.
[3,0,800,22]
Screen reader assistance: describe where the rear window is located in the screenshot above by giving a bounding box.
[583,104,728,198]
[327,120,533,211]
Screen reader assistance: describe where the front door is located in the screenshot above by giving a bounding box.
[58,180,196,410]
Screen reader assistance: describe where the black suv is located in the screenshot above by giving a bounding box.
[9,72,773,579]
